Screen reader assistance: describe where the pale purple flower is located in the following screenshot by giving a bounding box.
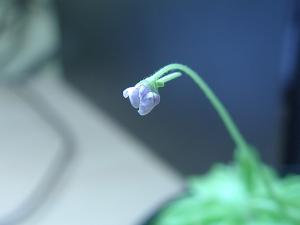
[123,84,160,116]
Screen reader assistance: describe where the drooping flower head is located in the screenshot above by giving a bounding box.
[123,70,181,116]
[123,82,160,116]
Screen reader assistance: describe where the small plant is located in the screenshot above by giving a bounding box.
[123,64,300,225]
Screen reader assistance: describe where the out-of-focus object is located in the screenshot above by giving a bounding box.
[0,1,183,225]
[0,0,59,83]
[282,0,300,174]
[0,68,183,225]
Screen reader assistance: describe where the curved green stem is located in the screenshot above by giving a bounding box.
[152,64,260,193]
[152,64,281,197]
[142,64,296,224]
[152,63,249,150]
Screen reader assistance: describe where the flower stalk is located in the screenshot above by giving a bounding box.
[123,63,270,194]
[152,63,248,150]
[123,63,300,225]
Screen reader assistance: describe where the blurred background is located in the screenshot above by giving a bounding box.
[0,0,299,224]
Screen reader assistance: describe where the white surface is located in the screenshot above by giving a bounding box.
[0,66,183,225]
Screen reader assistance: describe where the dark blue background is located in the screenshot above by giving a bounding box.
[56,0,297,175]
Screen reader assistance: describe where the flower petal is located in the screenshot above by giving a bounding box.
[152,92,160,106]
[138,92,158,115]
[138,107,151,116]
[128,86,140,109]
[139,85,151,100]
[123,88,131,98]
